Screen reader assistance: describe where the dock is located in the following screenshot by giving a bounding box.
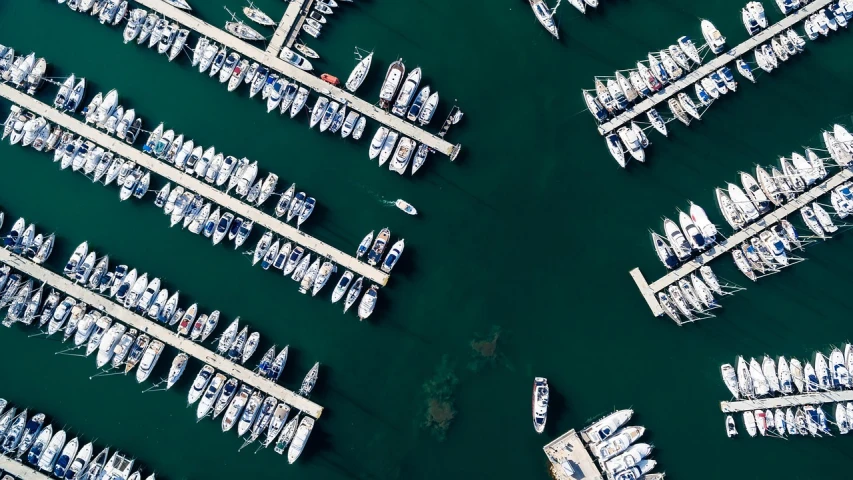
[0,82,389,286]
[721,390,853,413]
[543,430,605,480]
[284,0,316,49]
[597,0,835,136]
[265,0,307,55]
[0,454,51,480]
[133,0,461,160]
[0,248,324,419]
[631,167,853,318]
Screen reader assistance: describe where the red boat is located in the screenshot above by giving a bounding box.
[321,73,340,86]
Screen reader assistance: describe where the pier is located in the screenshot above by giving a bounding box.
[0,248,324,418]
[630,167,853,319]
[596,0,835,136]
[265,0,308,55]
[0,454,51,480]
[0,82,389,286]
[133,0,461,160]
[543,430,605,480]
[721,390,853,413]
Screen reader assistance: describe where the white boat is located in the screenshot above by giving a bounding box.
[529,0,559,38]
[345,52,372,92]
[663,217,691,260]
[379,60,405,109]
[287,416,315,464]
[701,19,727,54]
[197,373,226,419]
[727,183,759,221]
[225,21,264,41]
[813,202,837,233]
[163,0,191,9]
[532,377,549,433]
[188,365,215,405]
[750,357,770,396]
[605,134,626,168]
[135,340,164,383]
[279,47,313,71]
[678,211,705,250]
[391,68,422,117]
[582,410,633,443]
[358,285,378,320]
[418,92,439,125]
[743,411,757,436]
[243,5,274,26]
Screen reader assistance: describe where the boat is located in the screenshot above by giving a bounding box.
[583,410,633,444]
[237,391,264,436]
[743,7,761,35]
[63,442,92,480]
[378,60,406,109]
[135,340,164,383]
[294,42,319,59]
[529,0,559,38]
[662,217,691,261]
[287,416,315,464]
[52,436,78,478]
[701,19,727,54]
[358,285,378,320]
[532,377,549,433]
[37,428,66,472]
[728,183,759,221]
[197,373,226,419]
[226,20,264,41]
[341,111,360,139]
[749,357,770,396]
[813,202,837,234]
[279,47,313,71]
[188,364,215,405]
[163,0,191,9]
[243,4,274,26]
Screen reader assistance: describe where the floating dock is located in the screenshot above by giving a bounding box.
[0,248,324,418]
[0,454,51,480]
[543,430,605,480]
[284,0,316,49]
[265,0,307,55]
[133,0,461,160]
[597,0,835,136]
[631,167,853,319]
[721,390,853,413]
[0,82,389,286]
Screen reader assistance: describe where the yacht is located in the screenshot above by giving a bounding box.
[701,19,727,54]
[740,172,771,213]
[742,7,760,35]
[345,52,373,92]
[727,183,759,221]
[736,59,756,83]
[243,5,274,25]
[279,47,313,71]
[584,91,608,122]
[197,373,226,419]
[605,134,626,168]
[749,357,770,396]
[367,228,391,266]
[678,211,705,250]
[135,340,164,383]
[381,239,405,273]
[358,285,378,320]
[225,21,264,41]
[532,377,549,433]
[392,68,422,116]
[529,0,559,38]
[651,232,678,269]
[663,217,691,260]
[617,127,644,163]
[389,137,416,174]
[813,202,837,234]
[582,410,633,444]
[379,60,406,109]
[287,416,315,464]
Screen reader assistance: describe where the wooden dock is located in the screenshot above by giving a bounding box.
[632,167,853,318]
[133,0,461,160]
[542,430,605,480]
[265,0,306,55]
[0,454,51,480]
[0,248,324,419]
[721,390,853,413]
[0,82,389,286]
[596,0,836,136]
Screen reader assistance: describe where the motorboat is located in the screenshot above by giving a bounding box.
[531,377,549,433]
[740,172,771,214]
[197,373,226,419]
[662,217,691,261]
[743,7,760,35]
[582,410,633,444]
[135,340,164,383]
[270,48,311,74]
[287,416,315,464]
[358,285,378,320]
[701,19,727,54]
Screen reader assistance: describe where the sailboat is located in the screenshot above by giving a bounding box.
[345,51,373,92]
[529,0,559,39]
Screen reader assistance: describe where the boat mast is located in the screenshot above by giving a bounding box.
[550,0,561,18]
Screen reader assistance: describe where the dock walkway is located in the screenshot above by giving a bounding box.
[0,82,389,286]
[631,167,853,318]
[0,454,51,480]
[597,0,835,135]
[134,0,461,159]
[543,430,604,480]
[0,248,324,418]
[721,390,853,412]
[266,0,306,55]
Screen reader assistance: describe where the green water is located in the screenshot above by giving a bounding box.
[1,0,853,478]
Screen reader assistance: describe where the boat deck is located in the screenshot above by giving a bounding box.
[134,0,461,159]
[0,248,324,419]
[543,429,605,480]
[0,454,51,480]
[721,390,853,413]
[265,0,307,55]
[596,0,835,136]
[0,82,390,286]
[631,167,853,319]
